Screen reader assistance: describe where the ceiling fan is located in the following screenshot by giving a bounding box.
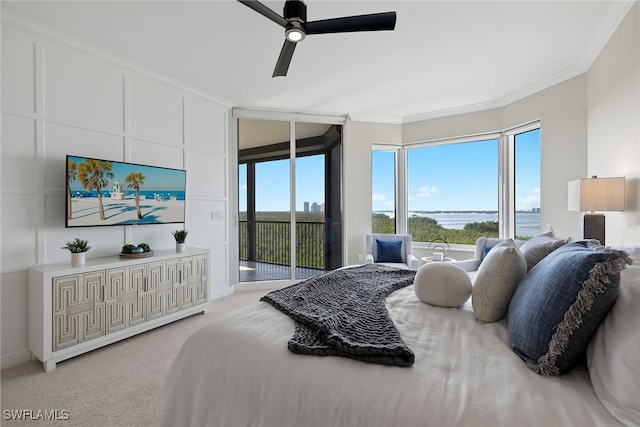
[237,0,397,77]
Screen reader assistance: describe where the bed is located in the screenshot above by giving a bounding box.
[161,244,640,427]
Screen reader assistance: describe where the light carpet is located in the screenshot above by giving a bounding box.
[1,290,266,427]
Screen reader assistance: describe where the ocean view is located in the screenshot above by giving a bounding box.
[375,211,541,238]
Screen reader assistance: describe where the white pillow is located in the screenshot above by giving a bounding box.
[472,239,527,323]
[413,262,472,308]
[587,247,640,425]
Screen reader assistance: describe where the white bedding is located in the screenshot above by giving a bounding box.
[161,268,627,427]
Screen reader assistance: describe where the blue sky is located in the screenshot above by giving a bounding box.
[239,129,540,212]
[374,130,541,212]
[239,154,325,212]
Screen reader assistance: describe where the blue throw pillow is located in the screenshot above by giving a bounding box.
[376,239,403,263]
[482,245,492,259]
[508,241,632,376]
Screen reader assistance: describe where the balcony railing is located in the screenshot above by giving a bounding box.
[239,220,325,269]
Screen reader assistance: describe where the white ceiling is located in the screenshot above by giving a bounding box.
[2,0,635,123]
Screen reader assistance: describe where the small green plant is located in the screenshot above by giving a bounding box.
[61,238,91,253]
[121,244,136,254]
[172,229,189,243]
[121,243,152,254]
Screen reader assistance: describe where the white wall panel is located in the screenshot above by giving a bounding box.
[1,29,35,113]
[186,96,227,153]
[129,138,184,170]
[43,45,124,131]
[130,77,183,144]
[188,199,226,246]
[44,122,125,190]
[208,244,228,295]
[187,152,226,199]
[1,194,36,272]
[1,272,29,368]
[1,114,36,191]
[45,194,127,263]
[129,223,182,253]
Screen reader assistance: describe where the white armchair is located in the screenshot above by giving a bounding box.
[450,236,526,274]
[365,233,419,269]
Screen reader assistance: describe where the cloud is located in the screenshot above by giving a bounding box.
[517,188,541,208]
[372,193,387,201]
[416,185,439,198]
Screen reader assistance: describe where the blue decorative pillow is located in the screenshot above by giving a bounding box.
[482,245,492,259]
[376,239,403,263]
[508,241,632,376]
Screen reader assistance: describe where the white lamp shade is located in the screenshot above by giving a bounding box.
[568,177,625,212]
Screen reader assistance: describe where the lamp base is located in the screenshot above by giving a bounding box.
[582,213,605,245]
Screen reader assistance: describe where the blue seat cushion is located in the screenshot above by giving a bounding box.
[376,239,403,263]
[508,241,632,376]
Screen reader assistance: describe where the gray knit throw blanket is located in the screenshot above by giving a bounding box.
[260,264,417,367]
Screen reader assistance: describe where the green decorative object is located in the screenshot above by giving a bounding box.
[171,229,189,243]
[61,238,91,253]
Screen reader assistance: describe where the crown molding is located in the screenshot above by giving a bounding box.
[579,0,637,71]
[346,113,403,125]
[402,1,636,125]
[1,9,235,109]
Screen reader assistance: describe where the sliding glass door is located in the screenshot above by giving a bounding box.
[238,118,342,283]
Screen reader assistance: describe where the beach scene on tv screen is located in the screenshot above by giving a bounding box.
[66,156,186,227]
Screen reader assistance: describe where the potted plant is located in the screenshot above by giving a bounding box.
[172,229,189,253]
[61,238,91,266]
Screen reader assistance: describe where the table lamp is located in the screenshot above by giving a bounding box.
[568,176,625,245]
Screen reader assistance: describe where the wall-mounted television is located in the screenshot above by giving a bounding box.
[65,155,186,228]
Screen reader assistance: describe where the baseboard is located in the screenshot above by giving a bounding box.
[234,280,295,292]
[209,287,234,301]
[1,349,32,370]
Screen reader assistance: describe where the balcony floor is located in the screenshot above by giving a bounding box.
[239,260,326,282]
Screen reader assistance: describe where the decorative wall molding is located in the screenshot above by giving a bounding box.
[1,9,235,110]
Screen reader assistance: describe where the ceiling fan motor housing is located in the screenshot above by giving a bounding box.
[284,0,307,22]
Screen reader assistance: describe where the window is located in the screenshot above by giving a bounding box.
[407,138,499,244]
[371,149,397,233]
[513,127,541,239]
[372,123,541,244]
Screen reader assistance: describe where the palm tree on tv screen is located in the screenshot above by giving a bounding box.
[126,172,145,219]
[77,159,114,221]
[66,159,77,220]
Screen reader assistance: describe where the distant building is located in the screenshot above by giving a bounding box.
[304,202,309,212]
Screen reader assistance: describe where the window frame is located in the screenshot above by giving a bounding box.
[373,122,540,246]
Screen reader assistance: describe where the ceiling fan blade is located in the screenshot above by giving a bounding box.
[305,11,396,35]
[237,0,287,28]
[273,40,297,77]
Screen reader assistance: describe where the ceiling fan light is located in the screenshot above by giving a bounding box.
[285,21,305,42]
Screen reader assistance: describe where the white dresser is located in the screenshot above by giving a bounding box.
[28,248,209,371]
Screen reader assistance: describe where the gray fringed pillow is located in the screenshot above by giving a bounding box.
[508,241,632,376]
[518,229,570,271]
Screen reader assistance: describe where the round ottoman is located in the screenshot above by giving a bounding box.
[414,262,472,307]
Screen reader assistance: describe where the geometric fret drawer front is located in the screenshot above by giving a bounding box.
[52,271,106,351]
[105,265,146,334]
[192,254,208,305]
[181,256,197,308]
[147,259,180,320]
[185,254,207,306]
